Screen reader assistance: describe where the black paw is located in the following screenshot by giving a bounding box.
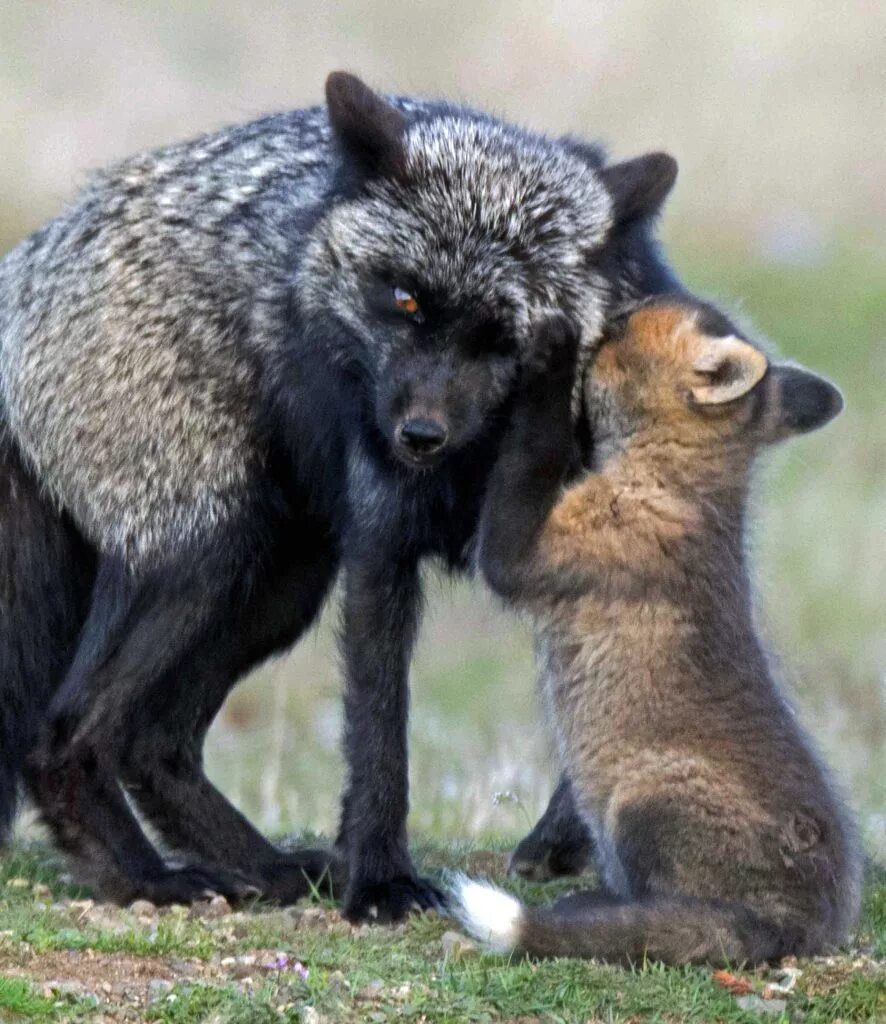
[258,849,348,904]
[508,830,593,881]
[342,874,447,924]
[140,865,256,905]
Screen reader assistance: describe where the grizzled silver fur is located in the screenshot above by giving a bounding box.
[0,93,635,568]
[299,116,613,354]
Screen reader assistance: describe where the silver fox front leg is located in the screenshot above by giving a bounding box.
[336,551,445,922]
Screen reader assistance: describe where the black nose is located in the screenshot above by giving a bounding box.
[396,418,449,456]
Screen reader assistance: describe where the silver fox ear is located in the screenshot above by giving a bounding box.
[325,71,407,178]
[599,152,678,225]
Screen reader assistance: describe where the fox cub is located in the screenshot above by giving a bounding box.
[455,300,861,964]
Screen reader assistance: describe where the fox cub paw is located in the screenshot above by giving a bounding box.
[508,828,593,880]
[524,314,582,386]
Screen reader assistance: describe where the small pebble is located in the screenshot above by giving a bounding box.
[85,906,130,934]
[327,969,349,994]
[736,995,787,1015]
[147,979,173,1004]
[441,930,478,958]
[358,978,385,1000]
[230,954,257,980]
[129,899,157,917]
[41,980,86,998]
[207,894,232,916]
[763,965,802,997]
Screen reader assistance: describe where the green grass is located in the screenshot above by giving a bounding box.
[0,841,883,1023]
[0,977,68,1022]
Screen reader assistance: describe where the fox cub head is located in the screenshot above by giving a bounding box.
[583,298,843,471]
[298,73,678,468]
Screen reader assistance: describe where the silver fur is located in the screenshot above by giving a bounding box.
[0,98,616,567]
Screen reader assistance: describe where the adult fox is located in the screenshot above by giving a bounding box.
[0,72,680,919]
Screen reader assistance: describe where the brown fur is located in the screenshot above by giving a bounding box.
[472,303,861,965]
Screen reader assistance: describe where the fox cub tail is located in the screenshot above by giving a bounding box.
[452,875,790,966]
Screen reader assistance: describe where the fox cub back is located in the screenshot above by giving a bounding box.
[456,300,861,965]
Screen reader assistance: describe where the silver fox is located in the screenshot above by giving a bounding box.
[0,71,681,920]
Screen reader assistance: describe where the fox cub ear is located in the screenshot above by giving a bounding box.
[325,71,407,178]
[599,152,678,225]
[690,335,769,405]
[765,364,844,438]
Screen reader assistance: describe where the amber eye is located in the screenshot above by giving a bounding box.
[393,286,420,316]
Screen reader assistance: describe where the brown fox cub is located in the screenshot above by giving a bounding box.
[454,302,861,965]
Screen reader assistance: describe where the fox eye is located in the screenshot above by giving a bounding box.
[393,286,421,317]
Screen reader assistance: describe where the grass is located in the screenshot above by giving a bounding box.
[0,977,62,1022]
[0,841,883,1023]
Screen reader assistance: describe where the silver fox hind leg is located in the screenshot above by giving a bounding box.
[0,430,95,844]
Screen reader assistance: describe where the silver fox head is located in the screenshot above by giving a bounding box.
[298,72,678,468]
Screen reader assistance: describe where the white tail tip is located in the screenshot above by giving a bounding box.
[450,873,523,953]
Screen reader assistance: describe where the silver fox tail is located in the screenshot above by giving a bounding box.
[452,875,790,966]
[0,424,93,842]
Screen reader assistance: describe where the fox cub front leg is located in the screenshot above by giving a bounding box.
[509,773,594,880]
[481,314,669,601]
[479,315,581,599]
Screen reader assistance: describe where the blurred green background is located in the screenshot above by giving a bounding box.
[1,2,883,856]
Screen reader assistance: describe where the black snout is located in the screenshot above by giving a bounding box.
[396,418,449,458]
